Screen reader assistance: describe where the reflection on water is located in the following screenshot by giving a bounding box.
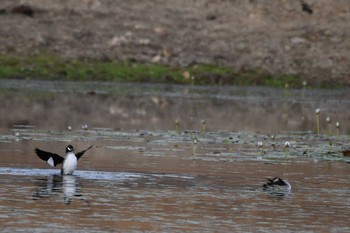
[1,79,350,133]
[33,175,80,205]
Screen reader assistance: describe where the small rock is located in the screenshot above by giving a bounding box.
[235,42,247,51]
[301,1,313,14]
[139,38,150,45]
[290,37,307,44]
[330,36,342,44]
[109,36,128,47]
[154,27,168,37]
[182,71,191,80]
[151,96,160,105]
[11,5,34,17]
[206,13,217,20]
[152,54,162,63]
[134,24,147,30]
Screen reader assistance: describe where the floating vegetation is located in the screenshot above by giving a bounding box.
[2,127,350,163]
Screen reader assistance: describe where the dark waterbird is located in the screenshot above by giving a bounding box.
[263,177,291,197]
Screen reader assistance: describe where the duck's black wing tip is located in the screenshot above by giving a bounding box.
[76,145,93,160]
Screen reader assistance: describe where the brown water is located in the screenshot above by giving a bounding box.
[0,80,350,232]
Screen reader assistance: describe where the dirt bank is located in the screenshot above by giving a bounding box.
[0,0,349,86]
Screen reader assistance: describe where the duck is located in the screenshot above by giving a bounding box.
[263,177,291,196]
[35,145,92,175]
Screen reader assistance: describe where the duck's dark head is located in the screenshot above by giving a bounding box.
[264,177,288,188]
[66,145,74,153]
[271,177,287,186]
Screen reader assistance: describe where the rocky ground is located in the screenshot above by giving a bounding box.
[0,0,349,86]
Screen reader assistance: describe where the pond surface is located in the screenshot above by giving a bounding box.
[0,79,350,232]
[2,79,350,133]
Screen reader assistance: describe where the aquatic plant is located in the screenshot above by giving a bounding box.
[201,120,206,132]
[175,119,180,132]
[270,135,276,150]
[329,140,333,153]
[326,117,332,135]
[336,122,340,137]
[284,141,290,148]
[284,141,290,154]
[315,108,320,134]
[301,80,307,99]
[257,141,263,155]
[192,136,198,158]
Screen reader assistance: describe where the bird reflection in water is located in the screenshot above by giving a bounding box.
[33,174,81,204]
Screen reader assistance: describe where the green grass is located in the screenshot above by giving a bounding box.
[0,53,327,88]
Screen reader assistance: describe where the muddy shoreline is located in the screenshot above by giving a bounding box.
[1,1,350,86]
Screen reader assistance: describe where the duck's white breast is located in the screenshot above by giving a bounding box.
[62,152,77,175]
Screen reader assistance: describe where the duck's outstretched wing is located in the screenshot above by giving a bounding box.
[35,148,64,167]
[76,145,93,160]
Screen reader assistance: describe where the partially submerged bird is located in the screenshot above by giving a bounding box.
[263,177,291,196]
[35,145,92,175]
